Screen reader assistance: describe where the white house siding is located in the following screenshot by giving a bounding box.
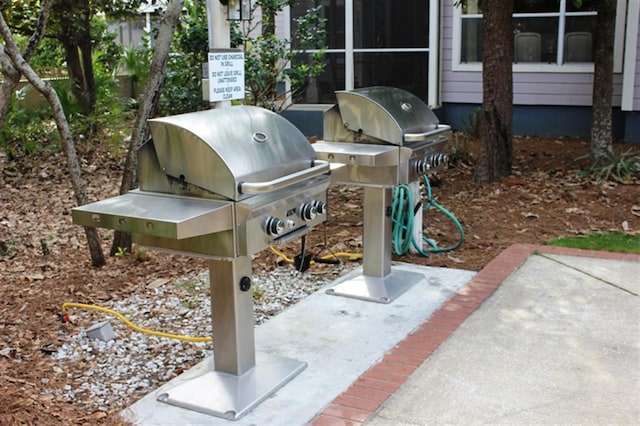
[441,2,623,108]
[634,11,640,111]
[275,8,288,40]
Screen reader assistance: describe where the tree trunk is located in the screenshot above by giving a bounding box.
[110,0,185,256]
[79,0,96,114]
[0,11,105,267]
[58,0,93,115]
[0,0,52,130]
[63,43,91,112]
[591,0,617,160]
[474,0,513,183]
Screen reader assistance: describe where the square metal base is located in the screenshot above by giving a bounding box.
[326,268,425,304]
[156,352,307,421]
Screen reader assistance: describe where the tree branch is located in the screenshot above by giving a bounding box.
[0,9,105,266]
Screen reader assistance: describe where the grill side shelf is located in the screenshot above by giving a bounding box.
[312,142,398,166]
[72,191,233,240]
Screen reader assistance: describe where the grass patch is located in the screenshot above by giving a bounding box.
[546,232,640,254]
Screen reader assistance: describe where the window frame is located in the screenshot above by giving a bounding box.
[451,0,626,73]
[287,0,443,107]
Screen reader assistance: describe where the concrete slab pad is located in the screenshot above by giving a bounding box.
[367,254,640,425]
[543,253,640,295]
[123,263,475,425]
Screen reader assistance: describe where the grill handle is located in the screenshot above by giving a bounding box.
[404,131,447,143]
[239,160,330,194]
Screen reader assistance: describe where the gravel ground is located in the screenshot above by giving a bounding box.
[47,264,356,414]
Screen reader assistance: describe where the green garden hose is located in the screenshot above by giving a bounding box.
[391,174,464,257]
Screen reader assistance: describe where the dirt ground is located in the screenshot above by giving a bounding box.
[1,135,639,424]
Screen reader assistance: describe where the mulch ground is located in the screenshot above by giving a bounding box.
[1,135,638,424]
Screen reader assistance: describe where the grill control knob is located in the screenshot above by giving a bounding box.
[415,159,430,174]
[311,200,326,215]
[426,153,448,168]
[298,204,317,221]
[263,217,285,236]
[435,153,448,167]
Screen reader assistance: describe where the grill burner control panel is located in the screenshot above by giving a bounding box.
[262,200,326,237]
[406,137,450,182]
[414,152,449,174]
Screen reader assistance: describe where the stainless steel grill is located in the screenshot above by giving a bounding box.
[72,105,330,420]
[313,86,451,304]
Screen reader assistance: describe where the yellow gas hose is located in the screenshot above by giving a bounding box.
[61,302,212,343]
[63,249,361,342]
[268,246,362,264]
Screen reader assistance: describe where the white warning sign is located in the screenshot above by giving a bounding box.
[208,50,245,102]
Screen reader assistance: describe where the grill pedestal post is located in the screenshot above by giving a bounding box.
[210,257,255,375]
[156,257,307,420]
[326,186,424,303]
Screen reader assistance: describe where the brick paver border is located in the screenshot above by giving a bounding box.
[310,243,640,425]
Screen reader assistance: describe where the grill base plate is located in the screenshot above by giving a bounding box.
[326,268,424,304]
[156,352,306,420]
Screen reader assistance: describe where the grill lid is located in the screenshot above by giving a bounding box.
[335,86,441,145]
[148,105,319,201]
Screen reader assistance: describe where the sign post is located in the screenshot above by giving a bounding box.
[206,0,233,108]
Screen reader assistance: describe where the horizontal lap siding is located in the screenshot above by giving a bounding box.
[441,3,483,103]
[441,3,623,108]
[444,72,623,108]
[635,12,640,111]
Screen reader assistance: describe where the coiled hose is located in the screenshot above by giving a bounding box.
[392,174,464,257]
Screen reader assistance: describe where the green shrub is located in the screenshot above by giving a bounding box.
[578,148,640,184]
[1,88,57,157]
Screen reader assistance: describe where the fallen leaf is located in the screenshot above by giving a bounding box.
[25,273,45,280]
[565,207,585,214]
[147,278,170,289]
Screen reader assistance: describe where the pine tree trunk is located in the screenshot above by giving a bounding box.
[591,0,616,160]
[110,0,185,256]
[473,0,513,183]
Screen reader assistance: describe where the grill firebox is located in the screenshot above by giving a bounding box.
[72,106,330,419]
[313,86,451,303]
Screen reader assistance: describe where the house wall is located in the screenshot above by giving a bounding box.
[275,7,288,40]
[441,2,624,107]
[439,2,638,142]
[633,10,640,111]
[626,12,640,142]
[108,20,146,47]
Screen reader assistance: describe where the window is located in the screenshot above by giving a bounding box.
[291,0,345,103]
[456,0,603,71]
[290,0,436,105]
[352,0,429,99]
